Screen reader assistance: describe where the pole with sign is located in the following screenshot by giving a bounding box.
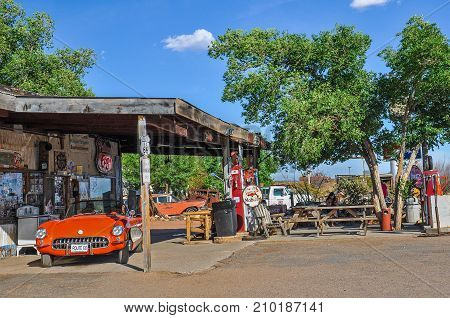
[138,116,151,272]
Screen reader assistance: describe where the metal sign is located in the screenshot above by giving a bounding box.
[141,158,151,184]
[243,185,263,208]
[140,135,150,156]
[409,165,423,186]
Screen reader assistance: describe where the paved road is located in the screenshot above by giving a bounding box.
[1,235,449,297]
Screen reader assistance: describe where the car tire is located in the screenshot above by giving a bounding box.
[117,241,130,264]
[134,241,143,253]
[41,254,54,268]
[185,207,198,212]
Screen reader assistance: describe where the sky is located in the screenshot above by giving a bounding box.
[19,0,449,179]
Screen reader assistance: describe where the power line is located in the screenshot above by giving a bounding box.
[53,35,146,97]
[367,0,450,57]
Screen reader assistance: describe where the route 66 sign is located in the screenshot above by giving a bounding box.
[140,135,150,156]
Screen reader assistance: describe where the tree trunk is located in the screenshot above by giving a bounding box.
[362,139,387,217]
[393,144,420,230]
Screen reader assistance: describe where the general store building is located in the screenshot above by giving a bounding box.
[0,85,264,257]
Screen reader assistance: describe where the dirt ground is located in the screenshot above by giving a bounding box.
[1,234,449,298]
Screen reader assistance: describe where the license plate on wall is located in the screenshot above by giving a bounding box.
[70,244,89,253]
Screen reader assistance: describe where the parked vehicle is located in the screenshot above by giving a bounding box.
[261,186,299,210]
[153,193,206,215]
[35,199,142,268]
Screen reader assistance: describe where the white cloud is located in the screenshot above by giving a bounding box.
[350,0,389,9]
[163,29,214,52]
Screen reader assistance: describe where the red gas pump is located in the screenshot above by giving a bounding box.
[230,152,245,232]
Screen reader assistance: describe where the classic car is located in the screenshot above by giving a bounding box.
[153,193,206,215]
[35,199,142,268]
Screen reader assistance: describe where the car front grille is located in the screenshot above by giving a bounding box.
[52,237,109,250]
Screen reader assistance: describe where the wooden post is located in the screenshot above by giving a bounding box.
[222,137,231,198]
[138,116,151,272]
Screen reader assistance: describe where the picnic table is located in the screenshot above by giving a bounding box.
[288,205,377,236]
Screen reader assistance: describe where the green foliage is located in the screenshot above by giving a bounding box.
[397,179,415,200]
[336,177,371,205]
[257,150,279,186]
[209,25,383,170]
[0,0,95,95]
[121,153,141,191]
[378,16,450,150]
[121,154,223,197]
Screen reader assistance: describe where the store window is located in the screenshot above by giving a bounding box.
[89,177,113,200]
[0,172,23,220]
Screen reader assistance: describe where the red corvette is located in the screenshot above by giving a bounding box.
[35,200,142,268]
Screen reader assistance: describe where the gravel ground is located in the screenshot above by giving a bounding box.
[1,235,449,298]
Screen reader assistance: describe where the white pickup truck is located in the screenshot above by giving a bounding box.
[261,186,298,210]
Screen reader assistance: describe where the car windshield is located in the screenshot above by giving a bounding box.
[66,200,125,217]
[273,188,284,197]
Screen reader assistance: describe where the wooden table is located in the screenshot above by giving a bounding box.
[185,210,212,243]
[289,205,377,236]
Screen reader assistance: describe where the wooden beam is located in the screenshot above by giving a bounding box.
[15,97,176,115]
[138,116,151,273]
[222,137,231,198]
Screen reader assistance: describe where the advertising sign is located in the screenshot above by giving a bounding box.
[243,185,263,208]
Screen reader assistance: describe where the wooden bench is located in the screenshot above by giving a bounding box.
[288,205,377,236]
[185,210,212,243]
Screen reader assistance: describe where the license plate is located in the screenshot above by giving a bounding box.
[70,243,89,253]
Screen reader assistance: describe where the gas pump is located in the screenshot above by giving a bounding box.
[229,151,259,233]
[230,152,245,232]
[424,169,443,230]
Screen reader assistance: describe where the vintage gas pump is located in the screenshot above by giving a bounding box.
[229,152,245,232]
[424,169,443,231]
[229,150,260,233]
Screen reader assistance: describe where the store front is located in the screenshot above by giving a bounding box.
[0,84,265,259]
[0,128,121,257]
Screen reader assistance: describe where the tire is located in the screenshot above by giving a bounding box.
[117,241,130,264]
[134,241,143,253]
[41,254,54,268]
[185,207,198,213]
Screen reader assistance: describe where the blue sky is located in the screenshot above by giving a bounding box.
[19,0,449,178]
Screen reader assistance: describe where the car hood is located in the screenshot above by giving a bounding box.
[45,214,121,238]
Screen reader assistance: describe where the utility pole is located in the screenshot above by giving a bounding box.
[138,116,151,272]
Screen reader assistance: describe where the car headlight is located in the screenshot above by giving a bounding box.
[112,225,124,236]
[36,228,47,239]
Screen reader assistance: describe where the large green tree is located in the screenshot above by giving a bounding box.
[257,150,279,186]
[378,17,450,229]
[209,25,388,212]
[0,0,95,95]
[122,154,224,197]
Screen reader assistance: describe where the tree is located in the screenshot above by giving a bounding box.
[378,17,450,229]
[0,0,95,95]
[209,26,388,213]
[121,154,224,197]
[257,150,279,186]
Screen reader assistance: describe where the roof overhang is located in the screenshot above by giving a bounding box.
[0,86,266,156]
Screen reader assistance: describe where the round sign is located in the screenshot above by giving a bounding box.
[243,185,263,208]
[409,165,423,186]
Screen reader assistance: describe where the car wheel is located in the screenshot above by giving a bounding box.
[185,207,198,212]
[41,254,54,268]
[117,241,130,264]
